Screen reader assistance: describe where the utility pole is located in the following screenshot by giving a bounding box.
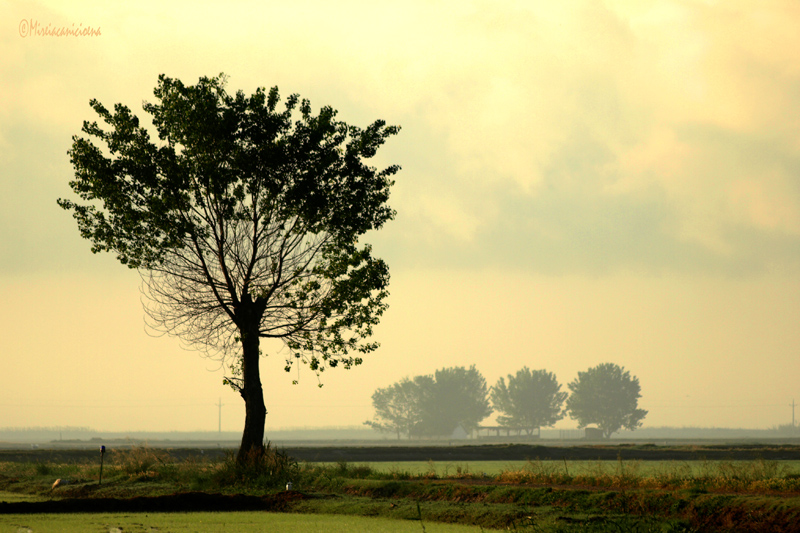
[217,397,223,434]
[792,399,797,428]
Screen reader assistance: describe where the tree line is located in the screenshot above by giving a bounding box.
[364,363,647,439]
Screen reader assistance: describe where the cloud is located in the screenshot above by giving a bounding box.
[376,116,800,275]
[366,1,800,275]
[3,0,799,277]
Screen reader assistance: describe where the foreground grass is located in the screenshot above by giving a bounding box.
[0,511,485,532]
[0,491,47,503]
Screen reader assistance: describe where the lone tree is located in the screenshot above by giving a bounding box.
[490,367,567,435]
[58,74,400,462]
[565,363,647,438]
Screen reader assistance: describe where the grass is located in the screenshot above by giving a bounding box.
[0,511,486,532]
[496,457,800,493]
[0,491,48,503]
[1,445,799,531]
[339,459,800,481]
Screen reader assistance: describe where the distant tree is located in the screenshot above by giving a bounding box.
[58,74,400,463]
[365,365,491,439]
[422,365,492,437]
[490,367,567,435]
[565,363,647,438]
[364,375,434,439]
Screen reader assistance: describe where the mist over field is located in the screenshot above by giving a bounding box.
[2,424,799,449]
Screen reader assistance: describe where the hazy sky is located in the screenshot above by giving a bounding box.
[2,0,799,433]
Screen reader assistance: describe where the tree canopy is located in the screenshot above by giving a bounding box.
[490,367,567,434]
[363,375,433,439]
[365,365,491,439]
[58,74,400,461]
[565,363,647,438]
[426,365,492,436]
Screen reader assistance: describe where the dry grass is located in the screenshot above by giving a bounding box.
[112,443,172,477]
[496,457,800,494]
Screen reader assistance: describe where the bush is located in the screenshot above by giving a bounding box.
[212,442,298,489]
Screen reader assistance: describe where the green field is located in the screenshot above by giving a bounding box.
[0,511,485,532]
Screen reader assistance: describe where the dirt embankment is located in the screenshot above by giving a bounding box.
[0,491,304,514]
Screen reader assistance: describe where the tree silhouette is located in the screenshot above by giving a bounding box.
[59,74,399,462]
[366,366,491,439]
[566,363,647,438]
[364,375,434,439]
[423,365,492,436]
[491,367,567,434]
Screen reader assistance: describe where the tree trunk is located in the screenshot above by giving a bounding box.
[237,325,267,464]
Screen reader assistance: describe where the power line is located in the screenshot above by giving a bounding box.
[217,397,224,434]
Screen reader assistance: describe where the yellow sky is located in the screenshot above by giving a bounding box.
[1,0,799,432]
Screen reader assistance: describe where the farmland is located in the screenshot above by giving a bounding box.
[1,443,800,531]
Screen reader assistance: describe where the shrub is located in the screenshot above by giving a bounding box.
[211,442,298,489]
